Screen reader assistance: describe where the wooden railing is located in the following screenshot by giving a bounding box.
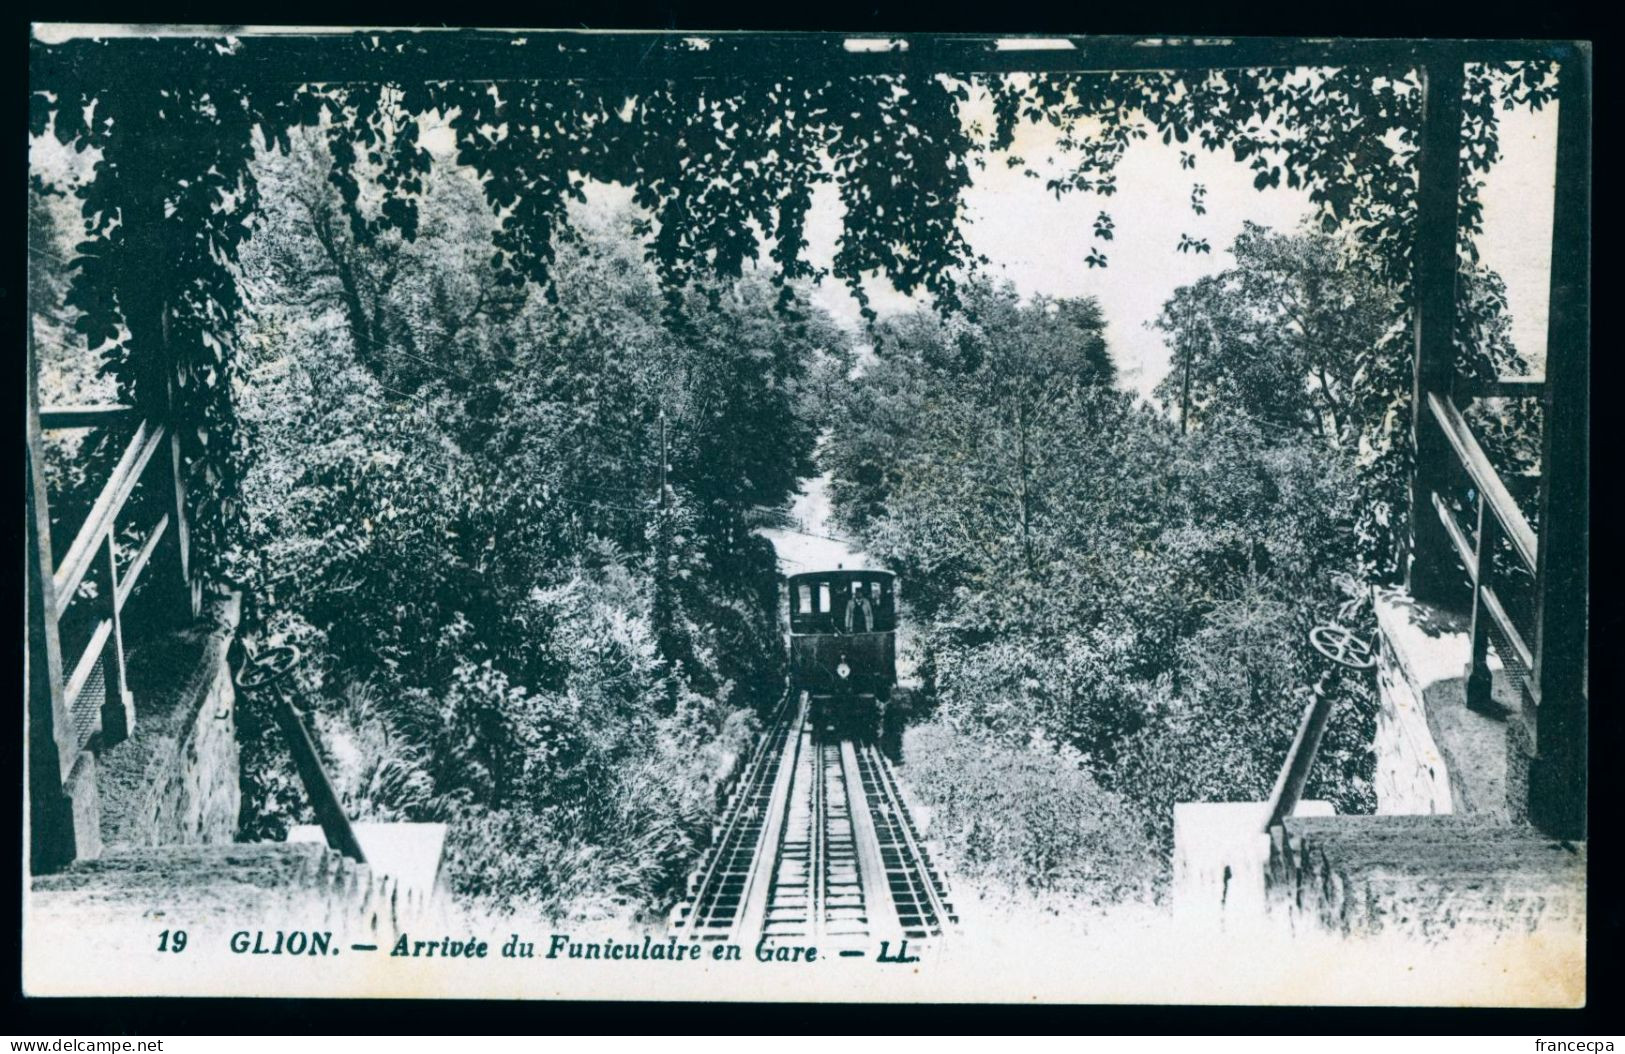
[1423,390,1543,711]
[1406,56,1588,839]
[26,395,196,840]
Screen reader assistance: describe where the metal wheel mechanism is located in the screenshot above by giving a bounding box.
[235,643,303,690]
[1308,624,1376,671]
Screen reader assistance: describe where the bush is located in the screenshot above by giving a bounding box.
[443,706,760,920]
[226,162,837,921]
[930,629,1146,763]
[901,718,1162,906]
[314,680,439,822]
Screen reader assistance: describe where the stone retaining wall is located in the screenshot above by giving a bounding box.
[1371,589,1457,816]
[1266,814,1586,939]
[98,594,242,848]
[31,842,446,945]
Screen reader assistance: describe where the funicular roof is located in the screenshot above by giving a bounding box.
[789,568,895,583]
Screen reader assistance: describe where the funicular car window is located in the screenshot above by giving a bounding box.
[798,584,811,613]
[819,583,830,612]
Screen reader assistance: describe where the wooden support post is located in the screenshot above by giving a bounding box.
[26,337,95,872]
[1406,60,1466,605]
[165,374,200,619]
[99,532,136,745]
[1464,492,1501,713]
[1528,52,1590,840]
[273,698,367,864]
[1261,670,1338,833]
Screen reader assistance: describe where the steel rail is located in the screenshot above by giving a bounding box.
[678,691,796,937]
[857,741,954,937]
[841,740,904,940]
[809,738,828,944]
[732,694,809,943]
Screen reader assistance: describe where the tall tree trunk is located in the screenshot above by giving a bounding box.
[308,208,379,370]
[1014,400,1036,578]
[336,257,378,369]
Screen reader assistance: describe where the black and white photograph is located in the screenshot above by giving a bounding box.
[23,25,1590,1006]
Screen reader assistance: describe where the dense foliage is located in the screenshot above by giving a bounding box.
[1153,223,1543,539]
[229,142,844,915]
[1151,222,1399,446]
[825,216,1537,900]
[902,720,1161,906]
[824,261,1380,890]
[30,35,1557,581]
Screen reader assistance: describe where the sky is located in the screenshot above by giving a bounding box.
[797,89,1559,399]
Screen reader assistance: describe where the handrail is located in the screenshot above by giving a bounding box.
[1262,688,1337,834]
[114,513,170,610]
[1454,378,1545,399]
[1262,626,1375,833]
[52,420,167,610]
[1431,492,1476,574]
[62,618,114,707]
[39,404,140,429]
[274,699,369,863]
[1425,392,1538,571]
[237,645,368,864]
[1481,584,1534,671]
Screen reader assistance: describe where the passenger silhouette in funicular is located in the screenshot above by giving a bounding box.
[843,581,874,635]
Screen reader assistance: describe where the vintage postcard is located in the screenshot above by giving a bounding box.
[24,26,1589,1005]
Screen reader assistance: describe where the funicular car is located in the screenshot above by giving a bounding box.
[787,569,897,730]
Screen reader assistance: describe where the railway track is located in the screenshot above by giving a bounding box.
[674,691,955,952]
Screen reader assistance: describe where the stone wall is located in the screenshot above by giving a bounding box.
[1170,800,1333,923]
[1254,592,1585,942]
[1371,588,1459,815]
[31,841,447,945]
[1266,814,1586,939]
[97,594,242,848]
[1372,587,1525,821]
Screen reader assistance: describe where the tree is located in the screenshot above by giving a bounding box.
[825,281,1116,609]
[31,36,1558,575]
[248,130,524,390]
[663,274,842,565]
[30,178,117,562]
[231,154,836,912]
[826,280,1367,842]
[1150,222,1541,549]
[1152,224,1398,448]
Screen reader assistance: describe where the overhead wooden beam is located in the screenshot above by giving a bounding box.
[39,404,139,430]
[29,31,1578,90]
[1453,378,1546,399]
